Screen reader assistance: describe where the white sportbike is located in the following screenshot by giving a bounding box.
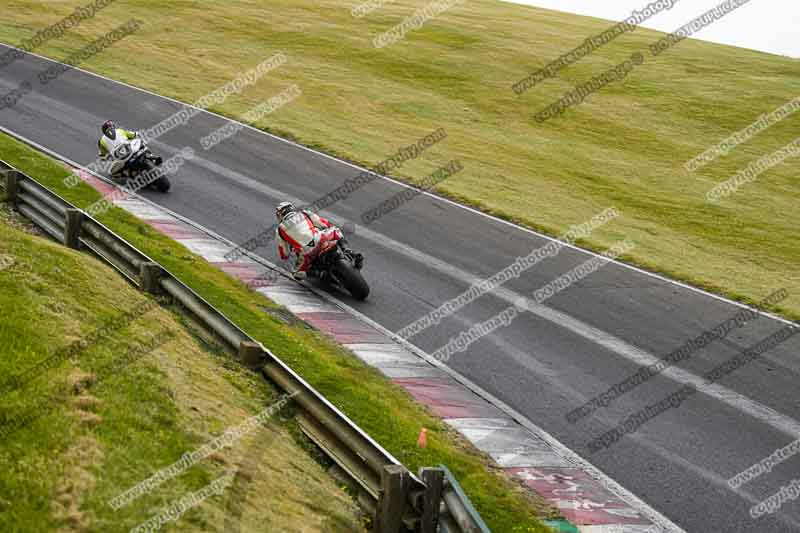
[106,138,170,193]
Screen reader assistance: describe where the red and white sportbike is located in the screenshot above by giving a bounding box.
[307,227,368,301]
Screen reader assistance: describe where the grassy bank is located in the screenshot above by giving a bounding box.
[1,0,797,319]
[0,197,363,530]
[0,133,553,530]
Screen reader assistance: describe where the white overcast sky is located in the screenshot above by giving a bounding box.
[502,0,800,58]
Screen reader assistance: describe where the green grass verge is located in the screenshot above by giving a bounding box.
[1,0,797,320]
[0,192,363,530]
[0,133,553,530]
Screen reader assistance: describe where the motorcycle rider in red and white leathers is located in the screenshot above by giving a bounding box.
[274,202,361,280]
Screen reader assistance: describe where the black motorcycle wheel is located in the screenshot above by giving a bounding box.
[154,176,171,193]
[137,159,170,193]
[333,259,369,300]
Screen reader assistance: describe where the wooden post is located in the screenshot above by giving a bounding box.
[64,209,84,249]
[239,341,265,369]
[419,468,444,533]
[375,465,409,533]
[139,262,164,295]
[2,170,19,204]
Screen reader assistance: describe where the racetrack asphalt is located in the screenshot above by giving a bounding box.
[2,46,799,532]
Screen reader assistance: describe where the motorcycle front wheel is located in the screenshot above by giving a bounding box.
[138,159,170,193]
[333,259,369,300]
[154,176,171,193]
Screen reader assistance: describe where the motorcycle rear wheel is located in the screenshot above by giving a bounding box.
[333,259,369,300]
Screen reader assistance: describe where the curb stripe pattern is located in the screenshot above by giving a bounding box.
[75,167,666,532]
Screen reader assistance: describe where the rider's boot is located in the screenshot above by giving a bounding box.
[292,254,307,280]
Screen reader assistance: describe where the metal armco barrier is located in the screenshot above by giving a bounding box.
[439,465,491,533]
[0,161,491,533]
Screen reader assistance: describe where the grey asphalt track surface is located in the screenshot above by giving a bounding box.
[2,46,799,533]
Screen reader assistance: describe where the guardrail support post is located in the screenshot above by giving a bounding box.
[140,262,164,295]
[375,465,409,533]
[2,170,19,204]
[65,209,84,249]
[239,341,265,369]
[419,467,444,533]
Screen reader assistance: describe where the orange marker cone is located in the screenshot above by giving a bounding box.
[417,428,428,449]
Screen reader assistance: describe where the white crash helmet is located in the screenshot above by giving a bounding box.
[275,201,296,222]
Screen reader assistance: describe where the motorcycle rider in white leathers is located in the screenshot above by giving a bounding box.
[97,120,162,177]
[97,120,138,160]
[274,202,361,280]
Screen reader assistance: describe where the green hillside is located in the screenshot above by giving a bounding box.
[3,0,797,318]
[0,200,363,531]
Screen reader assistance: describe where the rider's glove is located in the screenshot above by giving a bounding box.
[292,270,307,281]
